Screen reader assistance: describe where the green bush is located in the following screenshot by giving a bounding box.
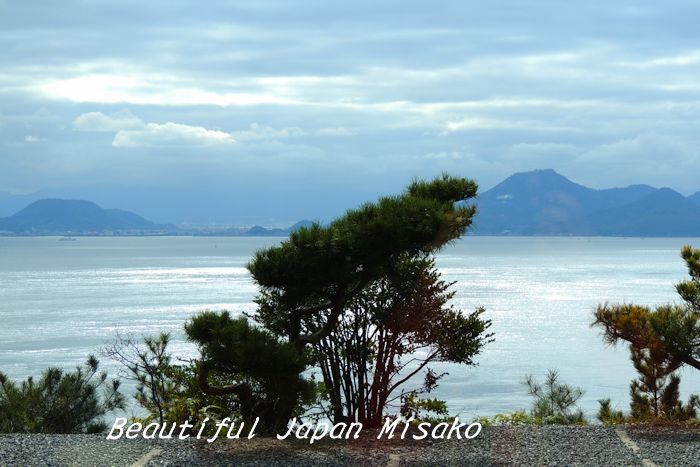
[476,370,587,426]
[400,393,452,424]
[0,356,123,433]
[185,312,318,435]
[106,332,252,435]
[597,399,625,425]
[523,369,586,425]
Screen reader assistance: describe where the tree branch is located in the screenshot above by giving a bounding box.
[197,360,246,396]
[683,355,700,371]
[387,350,439,395]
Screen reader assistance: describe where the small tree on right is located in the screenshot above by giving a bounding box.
[652,245,700,370]
[593,245,700,422]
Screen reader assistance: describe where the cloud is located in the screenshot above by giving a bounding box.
[580,133,693,167]
[24,135,41,143]
[4,1,700,221]
[569,133,700,191]
[73,111,143,132]
[622,50,700,68]
[231,123,305,141]
[316,127,353,136]
[38,74,298,107]
[113,122,236,147]
[72,111,236,147]
[444,117,523,132]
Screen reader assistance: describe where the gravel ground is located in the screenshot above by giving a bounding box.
[402,426,642,466]
[0,426,698,466]
[147,437,388,466]
[0,434,155,466]
[628,426,700,467]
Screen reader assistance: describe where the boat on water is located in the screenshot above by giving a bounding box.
[58,237,77,241]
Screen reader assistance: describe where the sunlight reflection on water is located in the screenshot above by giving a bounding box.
[1,236,699,419]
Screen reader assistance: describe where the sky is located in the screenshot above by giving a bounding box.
[1,0,700,225]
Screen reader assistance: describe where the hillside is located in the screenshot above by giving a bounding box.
[0,199,161,234]
[589,188,700,236]
[473,170,700,236]
[215,220,316,236]
[474,169,594,235]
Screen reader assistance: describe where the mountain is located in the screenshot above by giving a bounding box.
[473,169,700,236]
[0,199,163,234]
[242,220,315,236]
[589,188,700,236]
[245,225,290,236]
[474,169,593,235]
[3,174,698,237]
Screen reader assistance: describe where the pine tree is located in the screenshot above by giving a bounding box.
[592,246,700,421]
[0,356,123,433]
[593,245,700,371]
[190,175,479,431]
[628,342,683,420]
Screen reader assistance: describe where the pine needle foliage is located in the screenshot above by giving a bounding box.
[0,356,123,433]
[594,245,700,371]
[185,312,316,434]
[523,369,585,424]
[189,175,480,432]
[593,245,700,422]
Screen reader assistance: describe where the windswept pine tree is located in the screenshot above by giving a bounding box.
[188,175,481,430]
[249,174,478,352]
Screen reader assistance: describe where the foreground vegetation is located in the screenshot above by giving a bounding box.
[593,244,700,424]
[0,357,123,433]
[483,244,700,427]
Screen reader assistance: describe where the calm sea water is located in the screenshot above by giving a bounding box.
[1,236,699,419]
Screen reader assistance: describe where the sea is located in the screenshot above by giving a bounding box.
[1,236,699,420]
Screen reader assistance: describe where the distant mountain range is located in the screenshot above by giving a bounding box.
[474,169,700,236]
[0,199,314,236]
[0,199,168,235]
[1,170,699,236]
[204,220,316,237]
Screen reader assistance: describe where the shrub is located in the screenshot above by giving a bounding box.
[597,399,625,425]
[105,332,231,434]
[185,312,318,435]
[523,369,586,425]
[0,356,123,433]
[400,393,452,424]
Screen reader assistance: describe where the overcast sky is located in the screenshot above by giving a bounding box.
[2,0,699,224]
